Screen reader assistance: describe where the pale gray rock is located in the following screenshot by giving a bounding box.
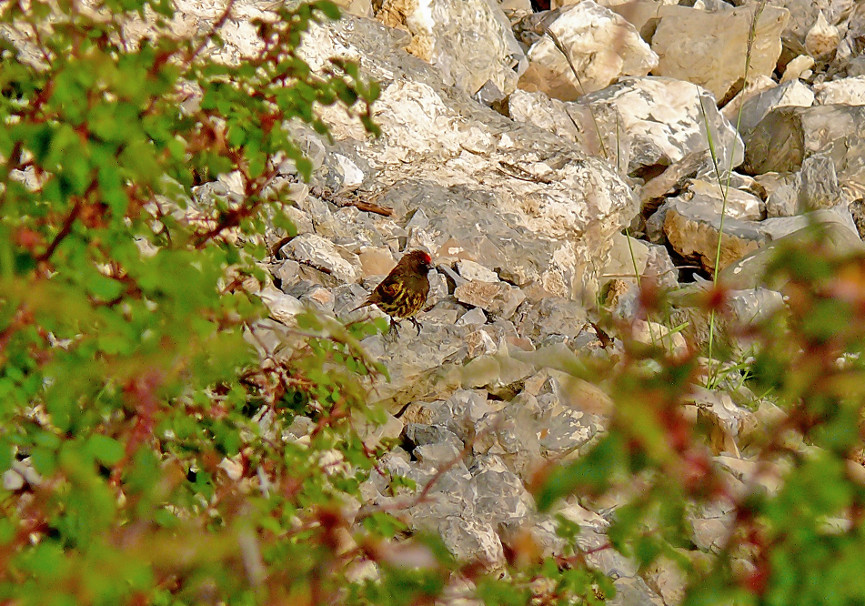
[331,0,371,17]
[643,556,689,606]
[758,207,858,241]
[301,14,638,302]
[725,287,786,337]
[663,199,767,273]
[282,204,315,236]
[795,153,846,211]
[720,75,776,124]
[332,283,372,318]
[442,389,497,442]
[682,179,765,220]
[835,1,865,68]
[279,233,360,283]
[743,105,865,189]
[639,150,711,210]
[519,1,658,101]
[473,396,543,477]
[464,328,500,358]
[2,458,41,491]
[457,259,500,283]
[380,448,413,480]
[688,386,758,456]
[645,201,672,244]
[736,80,815,136]
[765,182,799,217]
[814,76,865,105]
[413,442,463,465]
[514,296,587,342]
[286,281,335,314]
[536,397,601,457]
[400,400,450,426]
[715,455,787,495]
[360,324,468,411]
[8,167,43,192]
[600,232,652,287]
[609,577,665,606]
[407,464,476,523]
[438,516,505,566]
[426,270,449,308]
[578,526,639,578]
[470,455,533,524]
[667,198,858,274]
[257,287,304,325]
[2,468,23,491]
[690,514,734,553]
[462,348,535,392]
[454,280,526,319]
[355,410,404,451]
[780,55,815,83]
[651,3,789,101]
[575,77,744,178]
[457,307,488,327]
[825,135,865,203]
[243,318,296,359]
[507,90,599,158]
[377,0,525,96]
[721,220,865,289]
[768,0,852,45]
[436,262,467,290]
[645,242,680,289]
[404,423,465,451]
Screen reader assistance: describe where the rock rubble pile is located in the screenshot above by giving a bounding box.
[137,0,865,602]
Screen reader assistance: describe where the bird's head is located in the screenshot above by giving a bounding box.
[402,250,433,273]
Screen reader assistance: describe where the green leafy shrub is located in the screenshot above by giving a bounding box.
[0,1,388,603]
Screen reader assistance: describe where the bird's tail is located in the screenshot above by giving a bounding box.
[350,299,371,313]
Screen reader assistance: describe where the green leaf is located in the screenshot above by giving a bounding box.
[87,434,125,465]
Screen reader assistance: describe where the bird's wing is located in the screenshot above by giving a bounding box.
[375,279,401,300]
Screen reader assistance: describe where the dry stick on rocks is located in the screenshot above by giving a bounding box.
[496,160,553,184]
[334,194,394,217]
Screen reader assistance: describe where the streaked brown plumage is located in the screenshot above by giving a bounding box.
[351,250,433,335]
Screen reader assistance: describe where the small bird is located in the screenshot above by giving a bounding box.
[351,250,433,335]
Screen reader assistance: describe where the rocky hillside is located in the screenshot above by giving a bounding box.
[62,0,861,603]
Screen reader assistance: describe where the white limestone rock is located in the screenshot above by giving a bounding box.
[736,80,815,135]
[780,55,815,83]
[519,1,658,101]
[377,0,525,96]
[279,233,360,283]
[651,3,789,102]
[814,76,865,105]
[574,77,744,177]
[721,75,777,124]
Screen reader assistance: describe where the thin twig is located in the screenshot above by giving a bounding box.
[497,160,552,184]
[543,27,608,159]
[336,198,393,217]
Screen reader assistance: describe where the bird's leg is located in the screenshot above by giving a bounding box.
[388,318,401,336]
[408,317,423,335]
